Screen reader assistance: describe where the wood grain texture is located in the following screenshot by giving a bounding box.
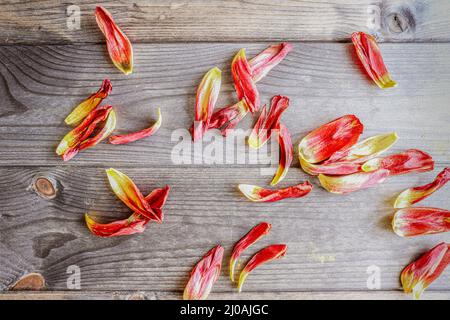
[0,166,449,293]
[1,0,450,44]
[0,43,449,167]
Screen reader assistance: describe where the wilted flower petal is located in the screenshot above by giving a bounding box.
[208,100,249,136]
[249,42,293,82]
[231,49,260,113]
[238,181,312,202]
[271,123,293,186]
[318,169,390,194]
[392,207,450,237]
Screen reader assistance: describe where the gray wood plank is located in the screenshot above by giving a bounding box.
[1,0,450,44]
[0,42,449,167]
[0,166,449,293]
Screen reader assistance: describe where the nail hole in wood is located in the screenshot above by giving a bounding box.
[10,273,45,291]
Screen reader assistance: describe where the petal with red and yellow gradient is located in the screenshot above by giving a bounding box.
[298,115,363,164]
[394,167,450,208]
[183,245,224,300]
[352,32,397,89]
[318,169,389,194]
[231,49,260,113]
[401,242,450,299]
[95,6,133,75]
[392,207,450,237]
[238,244,287,292]
[271,123,293,186]
[65,79,112,126]
[208,100,249,136]
[249,42,293,82]
[238,181,312,202]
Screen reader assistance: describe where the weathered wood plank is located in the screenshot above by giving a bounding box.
[0,43,449,167]
[0,166,449,292]
[1,0,450,44]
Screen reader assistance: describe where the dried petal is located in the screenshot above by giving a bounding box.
[362,149,434,176]
[318,169,390,194]
[191,67,222,141]
[248,95,290,149]
[95,6,133,75]
[392,207,450,237]
[208,100,249,136]
[249,43,293,82]
[352,32,396,89]
[183,245,224,300]
[394,168,450,208]
[271,123,293,186]
[109,108,162,145]
[238,244,287,292]
[238,181,312,202]
[300,157,362,176]
[231,49,260,113]
[401,242,450,299]
[229,222,272,282]
[65,79,112,126]
[106,168,161,222]
[298,115,363,164]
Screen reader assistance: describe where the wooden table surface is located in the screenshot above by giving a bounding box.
[0,0,449,300]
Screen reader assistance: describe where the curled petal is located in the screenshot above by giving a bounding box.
[65,79,112,126]
[318,169,389,194]
[191,67,222,141]
[362,149,434,176]
[238,181,312,202]
[401,243,450,299]
[232,49,260,113]
[208,100,249,136]
[298,115,364,164]
[248,95,290,149]
[109,108,162,145]
[85,213,148,237]
[238,244,287,293]
[249,42,293,83]
[95,6,133,75]
[300,156,362,176]
[183,245,224,300]
[393,207,450,238]
[106,168,161,222]
[271,123,293,186]
[230,222,272,282]
[325,132,398,164]
[394,168,450,208]
[352,32,396,89]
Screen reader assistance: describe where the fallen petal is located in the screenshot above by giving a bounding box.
[271,123,293,186]
[238,244,287,292]
[298,115,363,164]
[109,108,162,145]
[362,149,434,176]
[352,32,397,89]
[401,242,450,299]
[208,100,249,136]
[65,79,112,126]
[183,245,224,300]
[318,169,389,194]
[392,207,450,237]
[249,42,293,83]
[95,6,133,75]
[231,49,260,113]
[238,181,312,202]
[85,213,148,237]
[300,156,362,176]
[394,168,450,208]
[230,222,272,282]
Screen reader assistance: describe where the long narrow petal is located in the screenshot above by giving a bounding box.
[249,43,293,83]
[248,95,289,149]
[191,67,222,141]
[183,245,224,300]
[238,244,287,292]
[271,123,293,186]
[238,181,313,202]
[109,108,162,145]
[95,6,133,75]
[362,149,434,176]
[352,32,396,89]
[65,79,112,126]
[298,115,363,164]
[325,132,398,164]
[106,168,161,222]
[394,168,450,208]
[208,100,249,136]
[300,156,362,176]
[231,49,260,113]
[392,207,450,237]
[401,243,450,299]
[318,169,389,194]
[230,222,272,282]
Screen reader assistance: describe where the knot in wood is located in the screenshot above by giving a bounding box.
[10,273,45,291]
[383,4,416,35]
[32,176,57,199]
